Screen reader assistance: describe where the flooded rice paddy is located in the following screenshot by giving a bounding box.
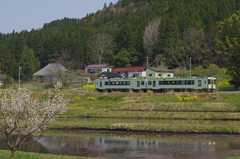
[1,118,240,159]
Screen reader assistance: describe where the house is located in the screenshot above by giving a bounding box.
[112,66,147,78]
[85,64,112,73]
[33,63,69,82]
[98,72,122,79]
[146,67,174,78]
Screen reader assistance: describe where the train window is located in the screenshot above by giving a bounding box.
[105,82,108,85]
[116,82,119,85]
[153,81,156,87]
[198,80,202,87]
[137,81,140,87]
[100,82,102,87]
[162,81,167,85]
[191,80,194,85]
[127,82,130,85]
[148,81,152,85]
[208,79,211,84]
[95,82,98,85]
[149,74,152,77]
[141,81,145,85]
[181,81,185,85]
[214,80,216,84]
[159,81,162,85]
[119,82,123,85]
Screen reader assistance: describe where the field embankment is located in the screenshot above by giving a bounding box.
[48,91,240,134]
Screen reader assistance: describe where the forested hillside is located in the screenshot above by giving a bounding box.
[0,0,239,81]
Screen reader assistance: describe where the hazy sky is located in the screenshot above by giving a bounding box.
[0,0,119,34]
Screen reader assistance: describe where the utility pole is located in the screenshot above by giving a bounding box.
[146,56,149,69]
[189,57,192,77]
[146,56,149,79]
[18,66,22,88]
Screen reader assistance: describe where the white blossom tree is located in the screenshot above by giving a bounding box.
[0,88,69,158]
[143,18,161,61]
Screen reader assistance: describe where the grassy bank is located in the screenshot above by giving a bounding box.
[48,91,240,134]
[0,150,100,159]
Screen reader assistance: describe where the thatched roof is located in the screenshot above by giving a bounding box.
[33,63,69,77]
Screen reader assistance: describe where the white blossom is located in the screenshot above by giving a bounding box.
[55,81,62,90]
[0,88,69,157]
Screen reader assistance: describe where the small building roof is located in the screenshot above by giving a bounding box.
[33,63,69,77]
[148,67,174,72]
[112,66,147,72]
[98,72,122,78]
[85,64,111,68]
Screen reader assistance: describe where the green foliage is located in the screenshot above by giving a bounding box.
[0,0,239,81]
[226,45,240,89]
[114,48,132,67]
[217,80,235,91]
[18,47,37,79]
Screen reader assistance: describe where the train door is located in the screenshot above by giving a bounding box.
[153,81,156,88]
[208,77,216,90]
[198,80,202,88]
[137,81,140,87]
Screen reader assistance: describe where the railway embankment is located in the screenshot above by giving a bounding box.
[51,91,240,134]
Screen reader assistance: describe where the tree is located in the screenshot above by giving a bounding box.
[226,45,240,90]
[18,47,37,80]
[143,18,161,61]
[0,45,16,76]
[89,33,114,64]
[114,48,131,67]
[164,38,191,72]
[206,64,220,76]
[0,88,69,158]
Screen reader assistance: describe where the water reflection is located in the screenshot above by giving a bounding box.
[33,135,217,159]
[1,132,240,159]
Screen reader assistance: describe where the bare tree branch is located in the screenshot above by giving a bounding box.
[89,33,114,64]
[143,18,161,60]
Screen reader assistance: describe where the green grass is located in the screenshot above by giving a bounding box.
[50,118,240,134]
[227,157,240,159]
[49,90,240,134]
[0,150,100,159]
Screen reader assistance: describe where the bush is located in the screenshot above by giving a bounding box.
[82,84,95,91]
[176,95,198,102]
[217,81,235,91]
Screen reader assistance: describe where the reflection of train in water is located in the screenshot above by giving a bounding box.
[95,77,216,93]
[94,138,216,152]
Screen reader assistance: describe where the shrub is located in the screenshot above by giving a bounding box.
[176,96,198,102]
[82,84,95,91]
[87,97,97,101]
[217,81,235,91]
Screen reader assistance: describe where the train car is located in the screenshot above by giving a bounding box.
[94,77,216,93]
